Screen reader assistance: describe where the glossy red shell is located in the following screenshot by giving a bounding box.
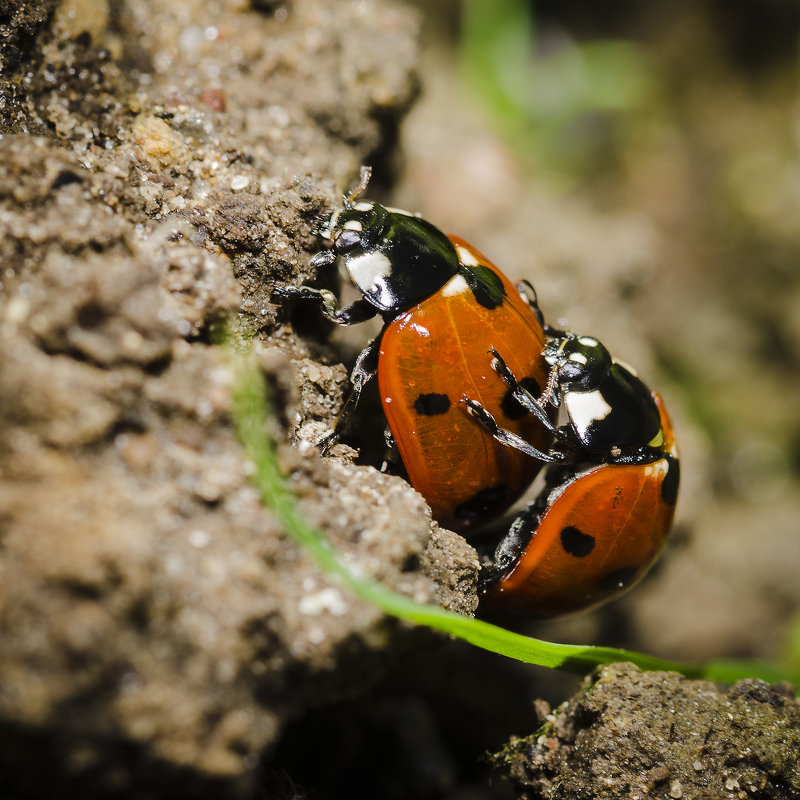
[483,394,679,616]
[377,235,552,532]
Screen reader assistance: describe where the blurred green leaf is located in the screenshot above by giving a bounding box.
[460,0,654,181]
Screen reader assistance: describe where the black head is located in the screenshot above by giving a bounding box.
[313,184,460,315]
[546,334,663,455]
[545,335,613,393]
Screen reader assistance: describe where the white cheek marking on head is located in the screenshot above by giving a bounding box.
[578,336,600,347]
[564,389,613,433]
[343,219,363,231]
[347,251,392,293]
[455,245,480,266]
[569,352,588,364]
[441,274,470,297]
[353,201,374,212]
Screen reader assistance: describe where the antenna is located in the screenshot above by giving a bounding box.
[343,165,372,207]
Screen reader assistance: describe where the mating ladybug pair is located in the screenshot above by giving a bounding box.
[276,168,679,617]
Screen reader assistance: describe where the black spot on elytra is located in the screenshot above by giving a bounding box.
[460,265,505,310]
[500,377,543,421]
[598,566,639,592]
[560,526,595,558]
[414,392,451,416]
[454,485,509,521]
[661,455,680,506]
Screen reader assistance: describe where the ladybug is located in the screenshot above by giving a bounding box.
[275,168,553,531]
[463,332,680,616]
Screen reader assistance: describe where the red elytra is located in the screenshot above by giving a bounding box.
[377,235,553,532]
[482,393,679,616]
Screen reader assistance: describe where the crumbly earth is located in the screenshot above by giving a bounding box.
[0,1,478,796]
[490,663,800,800]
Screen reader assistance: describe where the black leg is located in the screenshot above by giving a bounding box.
[488,348,560,435]
[479,505,540,587]
[318,331,384,454]
[496,506,538,568]
[514,281,565,338]
[273,285,377,326]
[516,281,570,338]
[515,279,545,327]
[462,397,565,463]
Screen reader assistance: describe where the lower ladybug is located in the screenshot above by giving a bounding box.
[464,332,679,616]
[275,168,553,532]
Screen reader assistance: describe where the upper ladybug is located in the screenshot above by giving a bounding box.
[275,168,554,530]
